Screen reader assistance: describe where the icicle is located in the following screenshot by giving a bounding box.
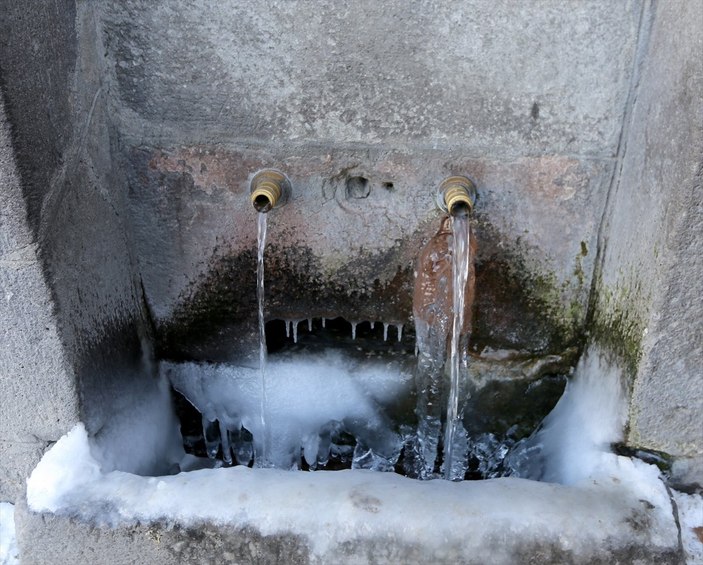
[397,323,403,342]
[285,319,291,338]
[370,321,375,329]
[351,321,358,340]
[293,320,300,343]
[383,322,389,341]
[321,317,326,328]
[219,421,233,465]
[308,318,313,331]
[202,417,220,460]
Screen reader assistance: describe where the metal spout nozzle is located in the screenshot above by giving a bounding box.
[439,176,476,217]
[250,170,290,213]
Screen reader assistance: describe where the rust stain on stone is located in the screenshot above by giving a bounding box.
[509,156,586,202]
[147,147,264,195]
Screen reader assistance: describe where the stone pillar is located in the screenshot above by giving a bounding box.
[591,0,703,484]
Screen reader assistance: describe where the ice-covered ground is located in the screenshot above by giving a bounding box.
[26,422,684,559]
[675,490,703,564]
[0,503,19,565]
[21,345,701,562]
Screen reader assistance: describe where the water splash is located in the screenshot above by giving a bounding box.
[443,213,470,480]
[256,212,269,466]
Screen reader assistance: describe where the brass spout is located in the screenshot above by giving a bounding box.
[250,170,290,213]
[439,176,476,217]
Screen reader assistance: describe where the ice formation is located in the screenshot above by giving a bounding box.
[0,503,19,565]
[22,343,695,561]
[163,350,413,471]
[504,346,628,484]
[25,422,683,562]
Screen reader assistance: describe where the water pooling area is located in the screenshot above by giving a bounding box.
[1,1,702,563]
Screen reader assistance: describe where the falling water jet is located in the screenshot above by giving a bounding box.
[411,176,476,481]
[440,176,476,481]
[256,212,269,464]
[250,169,290,467]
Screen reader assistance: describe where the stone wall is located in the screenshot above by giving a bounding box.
[590,0,703,484]
[0,2,154,500]
[102,0,642,360]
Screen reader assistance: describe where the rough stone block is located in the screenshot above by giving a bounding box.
[102,0,641,157]
[590,0,703,465]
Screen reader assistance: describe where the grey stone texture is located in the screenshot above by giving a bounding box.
[589,0,703,475]
[0,2,151,501]
[130,147,608,360]
[102,0,640,155]
[0,91,79,501]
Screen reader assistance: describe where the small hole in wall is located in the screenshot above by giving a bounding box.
[346,176,370,199]
[382,181,395,191]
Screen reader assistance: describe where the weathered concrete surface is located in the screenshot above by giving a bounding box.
[102,0,640,156]
[0,91,79,502]
[0,3,153,500]
[589,0,703,480]
[0,1,77,234]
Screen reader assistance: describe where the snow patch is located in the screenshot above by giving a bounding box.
[26,421,680,560]
[0,503,19,565]
[26,424,101,513]
[673,490,703,564]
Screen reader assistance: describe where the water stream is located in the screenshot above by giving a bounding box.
[443,212,470,480]
[256,211,269,466]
